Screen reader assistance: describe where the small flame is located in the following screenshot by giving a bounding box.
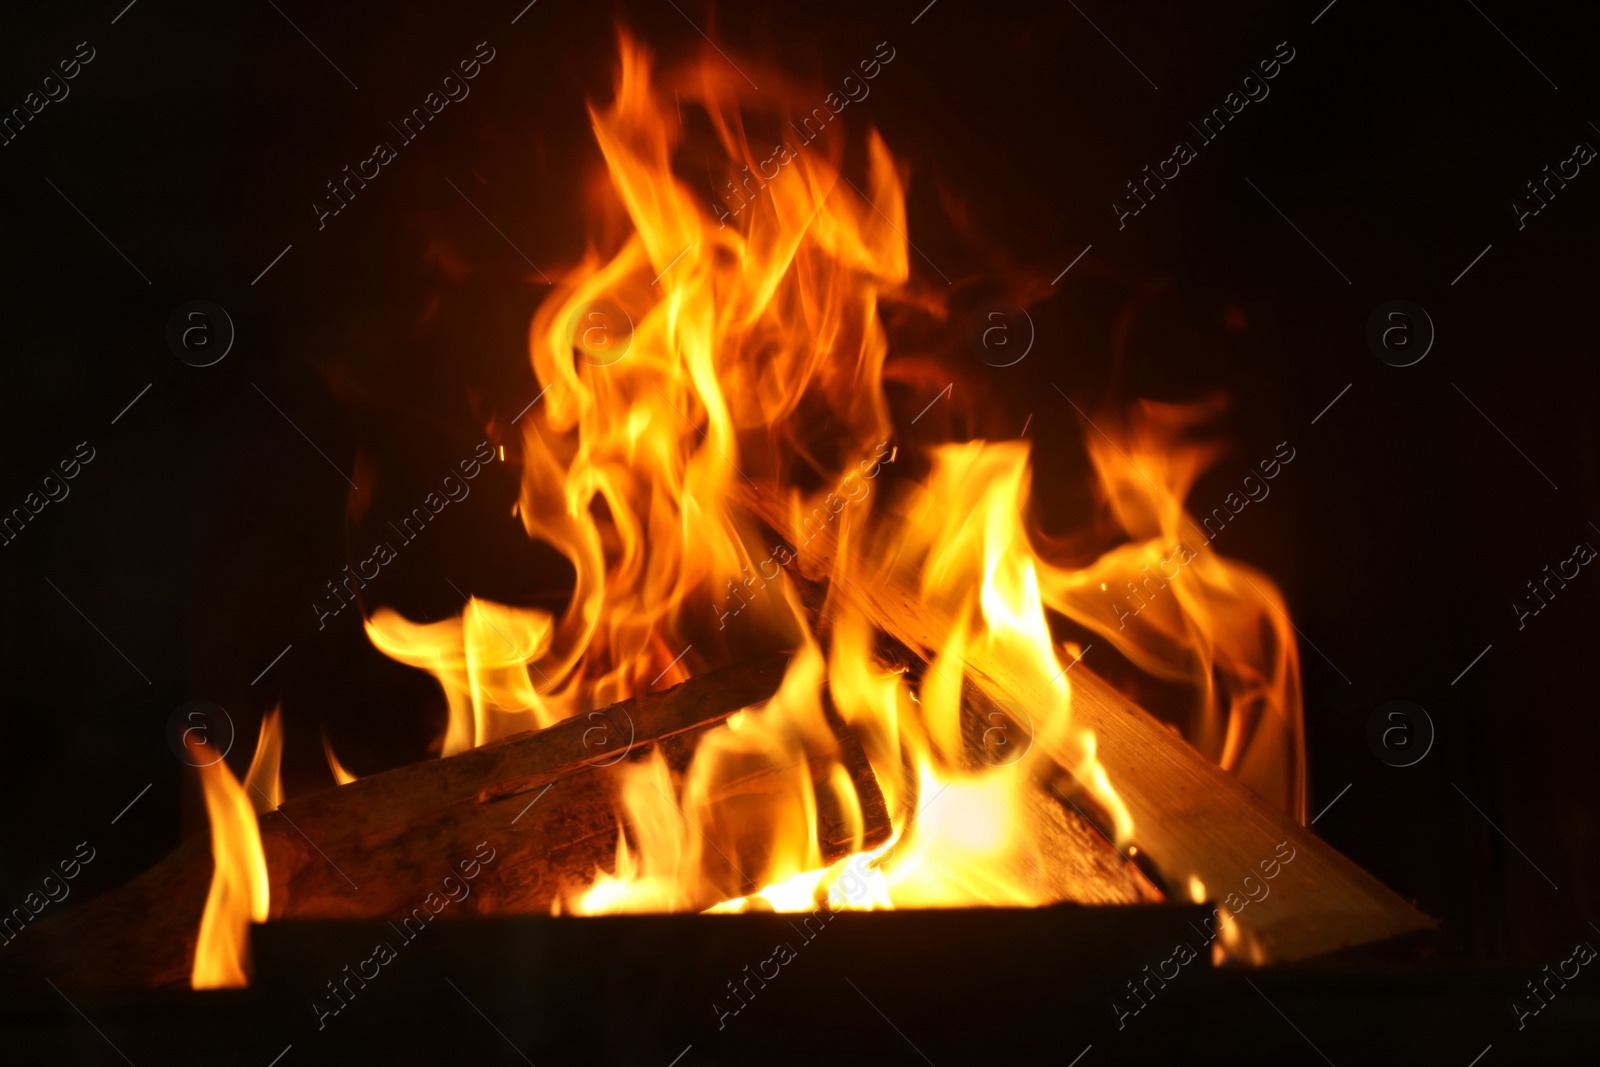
[323,731,359,785]
[191,734,270,989]
[365,597,558,755]
[243,707,282,813]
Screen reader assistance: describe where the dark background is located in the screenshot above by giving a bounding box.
[1,0,1595,1007]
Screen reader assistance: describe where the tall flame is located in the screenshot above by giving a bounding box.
[366,35,903,747]
[190,718,273,989]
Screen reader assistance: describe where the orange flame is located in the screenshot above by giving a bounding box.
[190,716,273,989]
[323,731,359,786]
[244,707,282,813]
[1036,401,1305,819]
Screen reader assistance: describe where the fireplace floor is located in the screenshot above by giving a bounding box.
[4,909,1586,1065]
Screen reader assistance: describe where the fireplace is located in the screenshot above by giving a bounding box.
[4,1,1599,1064]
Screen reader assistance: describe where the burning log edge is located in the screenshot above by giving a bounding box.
[2,654,894,992]
[739,482,1434,964]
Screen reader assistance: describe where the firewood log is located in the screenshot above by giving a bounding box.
[1,653,889,991]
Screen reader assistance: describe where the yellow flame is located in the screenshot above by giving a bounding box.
[191,740,269,989]
[572,630,841,913]
[365,598,557,755]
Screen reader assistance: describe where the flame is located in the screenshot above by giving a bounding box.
[724,443,1137,914]
[323,731,359,785]
[364,31,1304,916]
[243,707,282,813]
[191,733,270,989]
[572,630,848,914]
[365,597,557,755]
[1035,400,1306,819]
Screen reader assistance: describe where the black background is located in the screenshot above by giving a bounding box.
[1,0,1596,1001]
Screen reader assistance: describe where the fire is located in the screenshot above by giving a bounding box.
[190,714,274,989]
[323,731,359,785]
[575,633,845,914]
[363,31,1305,916]
[244,707,282,813]
[1035,400,1306,819]
[833,442,1136,905]
[366,596,558,755]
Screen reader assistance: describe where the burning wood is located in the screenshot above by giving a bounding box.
[738,477,1432,962]
[0,656,885,991]
[17,30,1435,995]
